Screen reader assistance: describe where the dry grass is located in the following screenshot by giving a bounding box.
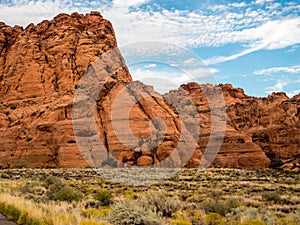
[0,168,299,225]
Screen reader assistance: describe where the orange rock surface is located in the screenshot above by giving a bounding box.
[0,12,299,170]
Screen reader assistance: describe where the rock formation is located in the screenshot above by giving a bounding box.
[0,12,299,170]
[169,83,299,171]
[0,12,192,168]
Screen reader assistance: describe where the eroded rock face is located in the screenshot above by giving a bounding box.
[0,12,132,168]
[0,12,193,168]
[0,12,298,170]
[171,83,299,171]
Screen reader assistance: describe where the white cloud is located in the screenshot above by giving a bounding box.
[144,63,157,68]
[231,2,247,8]
[113,0,149,8]
[204,45,263,65]
[254,65,300,75]
[265,79,290,93]
[129,65,219,93]
[205,18,300,65]
[286,89,300,97]
[0,0,299,65]
[255,0,273,5]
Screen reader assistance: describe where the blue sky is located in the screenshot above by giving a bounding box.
[0,0,299,97]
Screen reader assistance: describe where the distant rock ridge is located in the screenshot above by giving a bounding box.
[0,12,299,171]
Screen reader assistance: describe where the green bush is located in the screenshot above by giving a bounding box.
[45,176,65,200]
[201,198,241,216]
[262,192,281,204]
[44,176,63,188]
[94,190,113,206]
[140,191,182,217]
[17,210,29,225]
[107,200,162,225]
[53,185,83,202]
[6,205,21,221]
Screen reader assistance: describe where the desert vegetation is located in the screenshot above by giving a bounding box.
[0,168,299,225]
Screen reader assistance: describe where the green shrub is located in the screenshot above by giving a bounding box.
[262,192,281,204]
[94,190,113,206]
[53,185,83,202]
[45,176,65,200]
[17,210,29,225]
[44,176,63,188]
[201,198,240,216]
[6,205,21,221]
[140,191,182,217]
[107,200,162,225]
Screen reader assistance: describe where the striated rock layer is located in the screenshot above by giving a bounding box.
[0,12,299,170]
[171,83,299,171]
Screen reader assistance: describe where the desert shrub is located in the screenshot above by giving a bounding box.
[262,192,281,204]
[5,204,21,221]
[172,209,205,225]
[94,190,113,206]
[17,210,29,225]
[284,177,295,185]
[170,219,192,225]
[238,220,267,225]
[0,173,11,179]
[140,191,182,217]
[12,160,28,169]
[44,176,64,188]
[53,185,83,202]
[107,200,162,225]
[204,213,225,225]
[45,176,66,200]
[201,198,241,216]
[230,207,278,225]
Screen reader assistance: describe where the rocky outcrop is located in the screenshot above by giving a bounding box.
[0,12,299,170]
[0,11,122,168]
[170,83,299,171]
[0,12,193,168]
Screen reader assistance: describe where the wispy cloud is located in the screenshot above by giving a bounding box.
[0,0,299,67]
[265,79,290,93]
[1,0,299,50]
[254,65,300,75]
[286,89,300,97]
[205,18,300,65]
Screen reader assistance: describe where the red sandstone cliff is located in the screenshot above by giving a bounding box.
[0,12,299,170]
